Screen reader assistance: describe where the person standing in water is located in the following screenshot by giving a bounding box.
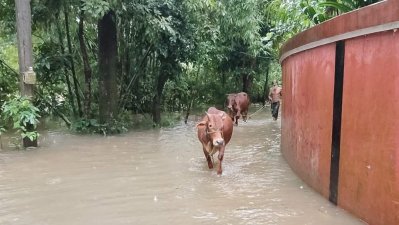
[268,80,282,120]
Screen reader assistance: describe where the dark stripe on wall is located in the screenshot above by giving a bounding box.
[329,40,345,205]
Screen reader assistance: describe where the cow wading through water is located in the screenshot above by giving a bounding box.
[196,107,233,175]
[226,92,250,125]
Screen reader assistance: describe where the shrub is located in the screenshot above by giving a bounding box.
[1,95,41,146]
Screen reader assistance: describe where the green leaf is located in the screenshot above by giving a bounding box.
[319,1,353,13]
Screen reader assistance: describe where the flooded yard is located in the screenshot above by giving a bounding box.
[0,107,364,225]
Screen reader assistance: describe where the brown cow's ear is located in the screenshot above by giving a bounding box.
[220,112,226,120]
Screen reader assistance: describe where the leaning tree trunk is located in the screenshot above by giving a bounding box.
[78,5,92,118]
[15,0,37,147]
[98,10,118,124]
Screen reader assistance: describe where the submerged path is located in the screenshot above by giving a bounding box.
[0,106,364,225]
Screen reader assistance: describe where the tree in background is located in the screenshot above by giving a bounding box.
[98,9,118,125]
[15,0,38,147]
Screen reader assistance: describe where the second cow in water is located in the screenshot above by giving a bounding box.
[226,92,250,125]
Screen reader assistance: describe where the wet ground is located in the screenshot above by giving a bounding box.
[0,106,365,225]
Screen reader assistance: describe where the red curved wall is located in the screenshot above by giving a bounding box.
[338,31,399,225]
[280,1,399,225]
[281,44,335,198]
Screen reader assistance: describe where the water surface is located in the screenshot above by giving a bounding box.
[0,107,365,225]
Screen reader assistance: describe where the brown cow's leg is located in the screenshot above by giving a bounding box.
[217,147,225,175]
[217,157,223,175]
[232,109,238,125]
[218,148,224,161]
[217,162,222,175]
[203,147,213,169]
[228,111,234,122]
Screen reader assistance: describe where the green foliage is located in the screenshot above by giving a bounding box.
[71,115,129,135]
[266,0,380,52]
[71,118,100,133]
[319,1,353,13]
[0,0,15,33]
[2,0,381,133]
[33,38,71,117]
[159,112,181,127]
[1,96,41,142]
[0,36,19,109]
[300,1,328,24]
[0,64,18,109]
[318,0,380,15]
[82,0,111,19]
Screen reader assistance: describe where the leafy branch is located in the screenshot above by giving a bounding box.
[1,95,41,144]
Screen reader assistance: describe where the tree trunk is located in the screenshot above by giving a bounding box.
[242,58,256,93]
[15,0,37,147]
[242,73,251,93]
[98,10,118,124]
[152,93,161,126]
[78,4,92,118]
[64,5,82,117]
[263,63,270,105]
[152,69,168,126]
[15,0,33,97]
[184,65,200,124]
[55,13,76,117]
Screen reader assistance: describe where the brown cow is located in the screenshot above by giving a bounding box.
[226,93,237,120]
[196,107,233,175]
[226,92,250,125]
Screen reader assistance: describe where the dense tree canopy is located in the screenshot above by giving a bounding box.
[0,0,380,137]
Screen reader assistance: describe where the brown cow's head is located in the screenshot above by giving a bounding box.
[226,94,237,118]
[226,94,236,110]
[233,93,248,120]
[197,112,226,147]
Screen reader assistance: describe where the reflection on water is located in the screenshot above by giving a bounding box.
[0,106,364,225]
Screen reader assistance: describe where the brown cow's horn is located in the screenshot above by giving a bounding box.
[205,112,210,120]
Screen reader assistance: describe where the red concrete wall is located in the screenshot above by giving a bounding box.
[281,44,335,198]
[280,1,399,225]
[339,31,399,225]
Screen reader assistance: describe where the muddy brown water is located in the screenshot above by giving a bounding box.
[0,107,365,225]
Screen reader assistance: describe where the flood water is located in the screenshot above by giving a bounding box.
[0,106,365,225]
